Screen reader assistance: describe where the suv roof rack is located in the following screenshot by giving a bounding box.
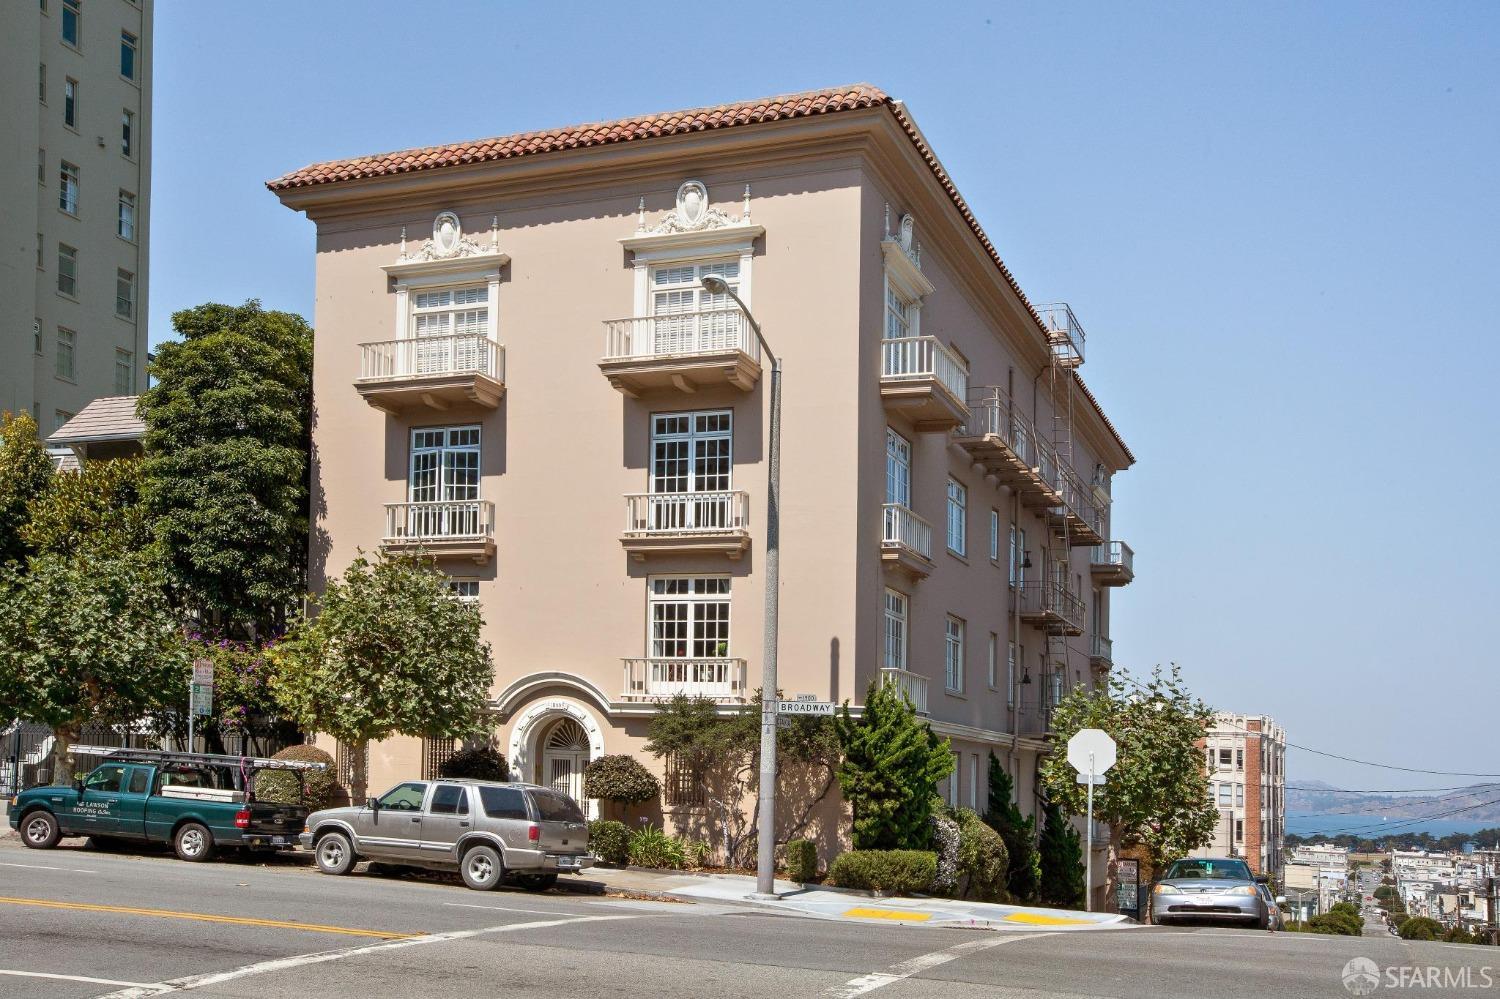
[70,745,328,772]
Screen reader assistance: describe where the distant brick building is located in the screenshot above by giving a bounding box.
[1192,713,1286,877]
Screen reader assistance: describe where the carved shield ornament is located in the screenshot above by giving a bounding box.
[899,214,915,252]
[433,211,462,257]
[676,181,708,227]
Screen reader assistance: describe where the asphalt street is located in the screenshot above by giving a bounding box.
[0,836,1494,998]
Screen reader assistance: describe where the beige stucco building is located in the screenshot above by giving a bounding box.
[1,0,151,429]
[1193,713,1287,876]
[269,85,1135,862]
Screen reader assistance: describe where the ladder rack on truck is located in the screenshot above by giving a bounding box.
[69,746,329,771]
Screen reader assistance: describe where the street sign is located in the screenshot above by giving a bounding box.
[795,693,818,702]
[189,682,213,717]
[192,659,214,685]
[776,700,834,716]
[1066,729,1116,776]
[1076,773,1107,786]
[1116,859,1140,916]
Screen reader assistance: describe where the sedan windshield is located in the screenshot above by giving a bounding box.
[1163,859,1253,881]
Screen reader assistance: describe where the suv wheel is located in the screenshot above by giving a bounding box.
[173,822,215,862]
[21,811,60,850]
[315,831,357,876]
[516,873,558,892]
[461,844,504,891]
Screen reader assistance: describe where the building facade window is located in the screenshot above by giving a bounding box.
[969,753,979,809]
[649,576,730,659]
[121,109,134,157]
[420,737,456,780]
[63,78,77,127]
[989,509,1000,562]
[61,0,80,47]
[34,319,42,354]
[885,428,911,507]
[114,348,133,394]
[885,286,912,340]
[1236,748,1244,771]
[947,752,960,808]
[1235,818,1244,842]
[36,234,44,269]
[1219,747,1233,769]
[39,62,46,103]
[445,579,479,603]
[1007,641,1017,708]
[54,410,74,432]
[1235,783,1245,807]
[118,190,136,240]
[59,161,79,215]
[57,244,77,296]
[650,410,730,495]
[883,588,908,670]
[115,268,134,318]
[944,615,965,693]
[945,478,966,556]
[120,30,137,80]
[409,425,480,508]
[1009,523,1027,586]
[663,751,704,806]
[56,328,75,380]
[987,632,998,689]
[38,149,45,185]
[1217,783,1233,806]
[409,284,490,372]
[649,259,740,351]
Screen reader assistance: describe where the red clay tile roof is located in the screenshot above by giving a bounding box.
[267,84,1133,463]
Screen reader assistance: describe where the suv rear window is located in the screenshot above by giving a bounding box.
[478,785,528,820]
[530,790,584,823]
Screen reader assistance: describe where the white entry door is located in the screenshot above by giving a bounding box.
[540,718,590,804]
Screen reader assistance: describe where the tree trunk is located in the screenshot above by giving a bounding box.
[48,721,79,786]
[350,737,369,803]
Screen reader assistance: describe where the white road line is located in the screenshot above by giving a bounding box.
[0,860,98,873]
[96,913,641,998]
[825,932,1056,998]
[0,969,154,987]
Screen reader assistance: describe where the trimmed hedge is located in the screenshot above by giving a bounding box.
[828,850,937,895]
[785,838,818,882]
[1399,916,1442,941]
[255,745,339,809]
[954,808,1009,903]
[583,754,660,806]
[438,745,510,782]
[588,820,630,865]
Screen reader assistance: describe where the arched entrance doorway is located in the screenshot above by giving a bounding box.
[539,717,590,803]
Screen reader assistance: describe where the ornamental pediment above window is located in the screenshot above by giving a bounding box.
[620,180,765,260]
[882,205,935,302]
[383,211,510,282]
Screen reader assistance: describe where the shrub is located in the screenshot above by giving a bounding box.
[438,745,509,782]
[583,755,660,809]
[682,839,712,869]
[785,838,818,882]
[828,850,938,895]
[255,744,339,809]
[1442,925,1475,944]
[954,808,1009,903]
[628,825,685,869]
[588,820,630,865]
[1399,916,1442,941]
[929,809,961,896]
[1330,901,1361,920]
[1307,913,1360,936]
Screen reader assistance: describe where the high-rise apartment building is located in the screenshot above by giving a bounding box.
[269,86,1136,865]
[1194,713,1287,876]
[2,0,152,427]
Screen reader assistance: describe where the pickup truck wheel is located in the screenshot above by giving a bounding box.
[173,822,215,862]
[314,832,357,876]
[21,811,60,850]
[460,844,504,891]
[516,873,558,892]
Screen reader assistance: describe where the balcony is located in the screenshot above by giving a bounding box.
[1035,303,1085,368]
[1017,580,1085,636]
[1090,634,1113,670]
[1090,541,1135,586]
[381,500,495,563]
[1017,705,1053,739]
[1046,467,1106,546]
[621,490,750,560]
[356,334,505,414]
[880,336,969,431]
[955,388,1064,508]
[881,503,934,578]
[620,657,749,703]
[599,309,761,396]
[880,667,929,715]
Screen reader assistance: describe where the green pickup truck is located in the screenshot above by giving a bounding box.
[8,746,324,863]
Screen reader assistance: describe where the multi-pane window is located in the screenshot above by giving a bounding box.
[114,349,134,394]
[987,633,998,689]
[1235,783,1245,807]
[885,428,910,507]
[648,410,731,531]
[61,0,80,47]
[944,616,965,693]
[38,149,45,185]
[409,425,480,503]
[445,579,479,603]
[39,62,46,103]
[115,268,134,318]
[1009,524,1027,586]
[649,577,730,659]
[121,109,134,157]
[885,286,911,340]
[649,259,740,352]
[118,190,135,240]
[63,78,77,127]
[1217,783,1233,806]
[989,510,1000,562]
[945,478,966,555]
[54,410,74,432]
[59,161,79,214]
[1219,748,1233,769]
[121,31,137,80]
[411,284,489,371]
[57,244,77,296]
[947,752,961,808]
[1007,641,1017,708]
[56,328,75,380]
[1236,748,1244,771]
[34,320,42,354]
[883,588,908,670]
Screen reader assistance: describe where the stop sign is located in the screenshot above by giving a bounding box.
[1067,728,1117,776]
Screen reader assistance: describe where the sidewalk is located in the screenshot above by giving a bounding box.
[575,866,1135,932]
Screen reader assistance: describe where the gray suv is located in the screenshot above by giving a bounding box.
[299,779,594,891]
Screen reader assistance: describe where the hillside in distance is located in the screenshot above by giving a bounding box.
[1288,781,1500,821]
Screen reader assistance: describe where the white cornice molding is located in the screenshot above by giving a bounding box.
[882,237,935,300]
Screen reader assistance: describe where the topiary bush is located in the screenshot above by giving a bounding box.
[953,808,1009,902]
[628,824,686,869]
[785,838,818,882]
[928,810,961,896]
[1399,916,1442,941]
[583,754,660,811]
[588,819,630,865]
[255,744,339,809]
[439,745,510,782]
[828,850,937,895]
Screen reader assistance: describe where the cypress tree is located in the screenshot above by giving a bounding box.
[1037,799,1085,909]
[982,752,1041,902]
[836,680,954,850]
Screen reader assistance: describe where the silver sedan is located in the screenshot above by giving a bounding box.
[1150,858,1273,929]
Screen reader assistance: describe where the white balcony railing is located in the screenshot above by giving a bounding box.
[880,667,929,714]
[1091,540,1134,574]
[359,334,503,381]
[1091,634,1113,663]
[621,657,748,702]
[602,309,759,362]
[880,336,968,403]
[623,491,749,537]
[882,503,933,560]
[383,500,495,542]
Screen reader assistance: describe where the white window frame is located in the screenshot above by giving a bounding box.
[945,478,966,556]
[647,575,731,660]
[61,0,80,48]
[56,327,75,380]
[114,348,133,395]
[1007,641,1017,708]
[885,285,912,340]
[59,161,79,215]
[57,244,76,297]
[947,752,960,808]
[649,410,731,495]
[989,509,1000,563]
[446,579,480,604]
[885,428,911,507]
[120,30,137,81]
[1009,524,1027,587]
[625,217,757,326]
[968,753,979,809]
[408,425,481,504]
[122,108,134,157]
[63,77,77,127]
[1235,783,1245,807]
[116,268,134,319]
[987,633,998,690]
[117,190,136,240]
[883,588,908,671]
[1217,783,1233,806]
[944,615,965,694]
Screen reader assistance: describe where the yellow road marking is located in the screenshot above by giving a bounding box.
[0,896,417,939]
[843,907,932,921]
[1003,911,1095,926]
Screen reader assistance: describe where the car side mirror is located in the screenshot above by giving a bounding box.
[1276,896,1286,904]
[366,797,380,811]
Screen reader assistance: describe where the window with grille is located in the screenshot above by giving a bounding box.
[885,286,911,340]
[883,588,907,670]
[648,410,731,531]
[410,285,489,373]
[649,259,740,353]
[421,737,456,780]
[335,741,368,791]
[114,349,133,394]
[55,328,75,379]
[116,268,134,318]
[1007,642,1017,708]
[946,478,966,556]
[407,427,481,533]
[944,616,965,693]
[663,751,703,806]
[649,576,729,659]
[885,428,910,507]
[59,161,79,214]
[118,190,135,240]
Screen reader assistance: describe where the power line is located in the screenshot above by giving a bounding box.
[1286,785,1489,794]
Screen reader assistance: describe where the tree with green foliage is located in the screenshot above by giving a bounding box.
[1040,664,1217,905]
[271,551,493,801]
[1037,799,1086,908]
[0,411,53,566]
[835,680,954,850]
[139,301,313,635]
[0,550,188,782]
[23,456,150,557]
[983,752,1041,902]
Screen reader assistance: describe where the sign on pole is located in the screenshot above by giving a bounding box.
[192,659,215,686]
[1066,729,1117,914]
[1116,859,1140,917]
[776,700,834,717]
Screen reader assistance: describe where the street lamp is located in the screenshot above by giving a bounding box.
[701,275,782,899]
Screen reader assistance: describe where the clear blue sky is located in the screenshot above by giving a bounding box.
[149,1,1499,789]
